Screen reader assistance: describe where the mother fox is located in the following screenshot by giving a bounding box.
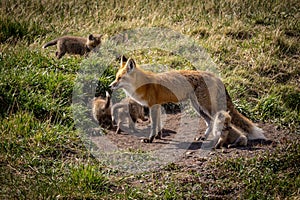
[110,56,266,143]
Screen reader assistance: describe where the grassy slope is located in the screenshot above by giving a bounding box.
[0,0,299,199]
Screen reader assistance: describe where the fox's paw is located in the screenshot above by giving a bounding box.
[114,126,121,134]
[141,136,154,143]
[155,131,163,139]
[155,135,161,139]
[194,136,206,141]
[141,138,151,143]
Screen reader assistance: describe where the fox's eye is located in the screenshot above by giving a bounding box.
[117,77,121,81]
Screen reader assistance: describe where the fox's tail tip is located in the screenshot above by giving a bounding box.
[42,41,56,49]
[248,126,267,140]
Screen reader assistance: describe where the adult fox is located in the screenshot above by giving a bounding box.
[110,56,266,143]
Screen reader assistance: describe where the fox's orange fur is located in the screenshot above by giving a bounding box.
[110,56,266,143]
[92,92,112,127]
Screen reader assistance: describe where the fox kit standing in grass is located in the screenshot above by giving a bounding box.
[110,56,266,143]
[43,34,102,59]
[212,110,247,149]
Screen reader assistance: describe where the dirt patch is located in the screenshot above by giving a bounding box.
[90,109,299,198]
[95,109,297,171]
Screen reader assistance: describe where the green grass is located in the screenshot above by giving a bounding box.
[211,140,300,199]
[1,0,299,199]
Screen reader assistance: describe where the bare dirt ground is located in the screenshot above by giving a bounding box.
[89,107,299,198]
[98,108,297,171]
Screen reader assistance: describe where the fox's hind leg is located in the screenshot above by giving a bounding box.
[56,51,66,59]
[128,115,137,133]
[190,95,213,139]
[115,121,121,134]
[143,105,160,143]
[228,135,247,148]
[56,43,66,59]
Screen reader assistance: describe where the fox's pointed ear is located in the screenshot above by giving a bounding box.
[126,58,136,73]
[119,55,128,68]
[121,55,128,63]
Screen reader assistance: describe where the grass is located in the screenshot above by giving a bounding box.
[211,140,300,199]
[0,0,299,199]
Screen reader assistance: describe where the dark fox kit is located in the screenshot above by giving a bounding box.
[43,34,102,59]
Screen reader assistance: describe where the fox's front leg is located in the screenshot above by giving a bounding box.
[128,115,137,132]
[156,106,162,139]
[215,138,224,149]
[143,104,160,143]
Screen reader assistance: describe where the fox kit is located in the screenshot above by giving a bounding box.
[213,110,248,149]
[43,34,102,59]
[111,96,147,134]
[92,91,113,128]
[110,56,266,143]
[92,91,145,133]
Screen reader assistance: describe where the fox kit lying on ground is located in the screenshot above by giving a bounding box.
[43,34,102,59]
[212,110,247,149]
[92,91,146,133]
[110,56,266,143]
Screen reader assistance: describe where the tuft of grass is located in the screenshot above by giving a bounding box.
[210,140,300,199]
[0,17,48,44]
[0,45,79,125]
[0,111,112,199]
[274,36,300,57]
[95,65,117,97]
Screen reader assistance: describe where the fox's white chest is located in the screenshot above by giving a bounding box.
[123,89,149,107]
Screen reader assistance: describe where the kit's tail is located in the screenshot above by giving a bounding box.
[42,39,58,48]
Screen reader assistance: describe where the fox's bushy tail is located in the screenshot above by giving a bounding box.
[42,39,58,49]
[225,89,266,140]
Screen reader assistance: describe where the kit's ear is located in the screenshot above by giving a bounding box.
[104,91,111,109]
[88,34,95,40]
